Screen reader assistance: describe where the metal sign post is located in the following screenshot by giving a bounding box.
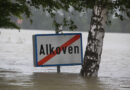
[57,65,60,73]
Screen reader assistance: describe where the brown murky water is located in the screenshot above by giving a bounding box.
[0,71,130,90]
[0,30,130,90]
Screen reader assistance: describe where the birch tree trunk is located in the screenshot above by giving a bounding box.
[81,5,107,77]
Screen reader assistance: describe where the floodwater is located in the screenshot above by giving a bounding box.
[0,29,130,90]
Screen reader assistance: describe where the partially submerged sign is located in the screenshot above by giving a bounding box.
[33,33,83,67]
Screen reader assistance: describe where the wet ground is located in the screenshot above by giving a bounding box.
[0,29,130,90]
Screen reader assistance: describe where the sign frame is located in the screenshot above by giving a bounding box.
[33,33,83,67]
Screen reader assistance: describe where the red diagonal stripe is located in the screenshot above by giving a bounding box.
[38,34,80,66]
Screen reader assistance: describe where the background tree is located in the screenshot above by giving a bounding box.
[0,0,130,77]
[0,0,31,29]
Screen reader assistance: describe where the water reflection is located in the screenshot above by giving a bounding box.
[1,68,130,90]
[0,69,33,87]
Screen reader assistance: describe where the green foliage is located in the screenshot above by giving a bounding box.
[0,0,130,30]
[0,0,31,29]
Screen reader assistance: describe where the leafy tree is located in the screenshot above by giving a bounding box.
[0,0,31,29]
[0,0,130,77]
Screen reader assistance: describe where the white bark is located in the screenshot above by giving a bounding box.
[81,5,107,77]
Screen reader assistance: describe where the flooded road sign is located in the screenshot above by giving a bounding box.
[33,33,83,67]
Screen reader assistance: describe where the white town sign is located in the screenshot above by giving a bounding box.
[33,33,83,67]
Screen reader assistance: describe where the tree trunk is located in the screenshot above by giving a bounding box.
[80,5,107,77]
